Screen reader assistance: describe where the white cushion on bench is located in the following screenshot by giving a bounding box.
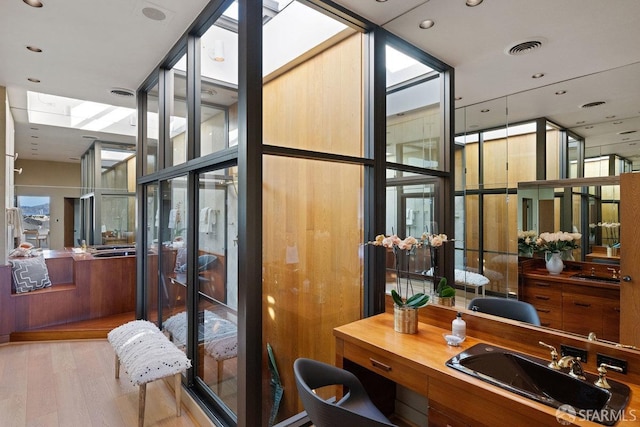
[164,310,238,361]
[108,320,191,386]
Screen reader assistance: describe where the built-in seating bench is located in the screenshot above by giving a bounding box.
[107,320,191,427]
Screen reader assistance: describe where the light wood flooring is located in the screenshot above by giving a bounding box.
[0,339,201,427]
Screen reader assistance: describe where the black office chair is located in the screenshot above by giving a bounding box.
[293,358,396,427]
[468,297,541,326]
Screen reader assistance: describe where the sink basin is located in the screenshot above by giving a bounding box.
[446,343,630,425]
[92,250,136,257]
[571,273,620,284]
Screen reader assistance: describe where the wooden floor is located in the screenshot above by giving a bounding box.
[0,339,201,427]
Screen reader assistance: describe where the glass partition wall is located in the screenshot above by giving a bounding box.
[136,1,453,425]
[79,141,136,246]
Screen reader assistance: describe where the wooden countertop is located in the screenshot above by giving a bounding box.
[521,267,620,290]
[334,313,640,426]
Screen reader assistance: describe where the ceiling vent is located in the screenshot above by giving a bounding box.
[506,40,543,56]
[580,101,606,109]
[110,88,135,97]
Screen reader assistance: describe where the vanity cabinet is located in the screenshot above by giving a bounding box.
[520,278,562,329]
[521,275,620,342]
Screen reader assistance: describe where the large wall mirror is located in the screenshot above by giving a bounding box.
[455,62,639,351]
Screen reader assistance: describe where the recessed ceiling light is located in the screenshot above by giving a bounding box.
[466,0,483,6]
[532,73,545,79]
[27,77,40,83]
[23,0,43,7]
[555,90,566,95]
[26,46,42,53]
[142,6,166,21]
[419,19,435,29]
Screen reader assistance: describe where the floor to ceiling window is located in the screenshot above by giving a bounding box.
[135,1,453,425]
[261,3,364,422]
[382,38,452,301]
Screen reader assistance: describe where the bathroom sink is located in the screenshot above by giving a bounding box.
[92,250,136,257]
[446,343,630,425]
[571,273,620,284]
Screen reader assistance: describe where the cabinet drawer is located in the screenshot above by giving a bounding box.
[522,280,562,298]
[343,341,428,395]
[563,293,603,336]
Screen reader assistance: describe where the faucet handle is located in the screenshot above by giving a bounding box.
[595,363,623,389]
[539,341,560,370]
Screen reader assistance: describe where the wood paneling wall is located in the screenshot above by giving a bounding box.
[261,33,364,422]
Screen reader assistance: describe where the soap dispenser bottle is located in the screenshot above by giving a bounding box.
[452,312,466,339]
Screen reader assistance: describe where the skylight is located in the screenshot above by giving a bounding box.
[386,45,435,87]
[27,91,137,137]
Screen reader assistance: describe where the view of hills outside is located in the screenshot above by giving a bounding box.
[17,196,50,230]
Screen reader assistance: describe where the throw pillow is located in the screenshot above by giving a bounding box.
[10,256,52,293]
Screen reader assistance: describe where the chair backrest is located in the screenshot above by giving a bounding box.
[467,297,541,326]
[293,358,396,427]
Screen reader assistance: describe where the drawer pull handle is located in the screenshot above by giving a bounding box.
[369,358,391,372]
[536,308,551,313]
[574,302,591,307]
[536,283,551,287]
[535,295,550,300]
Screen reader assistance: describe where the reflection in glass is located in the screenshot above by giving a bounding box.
[196,167,238,412]
[199,14,238,156]
[145,183,159,324]
[146,83,159,174]
[384,180,439,295]
[160,176,188,330]
[169,67,188,166]
[386,44,443,170]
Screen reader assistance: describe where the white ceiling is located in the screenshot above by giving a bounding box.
[2,0,640,167]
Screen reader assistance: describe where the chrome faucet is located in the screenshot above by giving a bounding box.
[558,356,586,380]
[539,341,560,370]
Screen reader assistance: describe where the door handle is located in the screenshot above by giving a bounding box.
[623,275,632,282]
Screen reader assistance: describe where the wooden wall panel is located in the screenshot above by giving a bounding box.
[262,33,364,422]
[620,172,640,347]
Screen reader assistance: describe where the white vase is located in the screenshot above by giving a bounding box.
[545,251,564,275]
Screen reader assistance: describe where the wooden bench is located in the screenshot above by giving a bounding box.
[107,320,191,427]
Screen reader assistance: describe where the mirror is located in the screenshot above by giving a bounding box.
[517,176,620,262]
[455,64,637,350]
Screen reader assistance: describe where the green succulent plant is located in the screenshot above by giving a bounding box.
[391,289,429,309]
[436,277,456,298]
